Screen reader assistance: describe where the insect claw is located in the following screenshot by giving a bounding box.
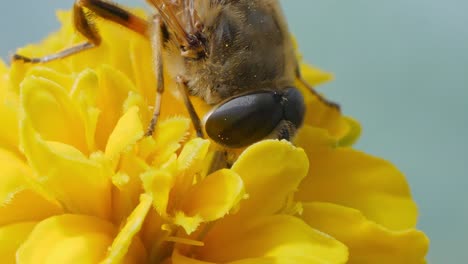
[12,54,34,63]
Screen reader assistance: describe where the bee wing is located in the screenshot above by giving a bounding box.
[148,0,205,48]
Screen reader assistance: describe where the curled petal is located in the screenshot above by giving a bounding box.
[105,106,144,168]
[177,138,210,175]
[0,149,62,226]
[173,213,204,236]
[140,209,168,261]
[148,117,191,166]
[10,11,75,91]
[173,249,215,264]
[141,166,176,217]
[181,169,244,221]
[20,76,88,153]
[302,202,429,264]
[0,70,20,153]
[230,140,309,219]
[20,120,111,219]
[27,66,74,91]
[17,214,115,264]
[337,117,361,147]
[299,63,334,86]
[296,126,418,230]
[112,153,149,223]
[197,140,310,255]
[174,169,244,234]
[226,258,277,264]
[16,214,148,264]
[295,64,361,144]
[299,93,349,143]
[70,69,100,152]
[101,194,151,264]
[94,65,138,150]
[0,221,36,262]
[196,215,348,264]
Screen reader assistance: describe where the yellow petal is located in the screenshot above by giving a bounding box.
[123,91,147,119]
[94,65,138,150]
[164,138,211,221]
[302,202,429,264]
[0,71,20,153]
[112,153,150,223]
[105,106,144,167]
[197,215,348,264]
[173,249,215,264]
[70,69,101,152]
[181,169,244,222]
[196,140,310,255]
[20,75,88,153]
[226,258,288,264]
[294,65,360,144]
[294,45,350,143]
[173,212,204,235]
[147,117,191,167]
[230,140,309,219]
[0,221,36,263]
[177,138,210,175]
[67,14,116,73]
[299,91,349,142]
[0,59,7,73]
[141,167,176,217]
[10,11,75,90]
[294,125,337,148]
[295,126,418,230]
[129,36,156,103]
[101,194,151,264]
[300,63,334,86]
[158,81,194,122]
[337,117,361,147]
[0,149,62,226]
[111,172,134,224]
[173,169,244,234]
[20,120,111,219]
[86,9,148,80]
[26,66,74,90]
[140,209,168,261]
[17,214,116,264]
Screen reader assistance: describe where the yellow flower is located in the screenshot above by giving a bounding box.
[0,9,429,264]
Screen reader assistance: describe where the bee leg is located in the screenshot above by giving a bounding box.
[295,67,341,111]
[176,76,204,138]
[208,150,231,174]
[145,14,164,136]
[13,0,148,64]
[174,76,223,172]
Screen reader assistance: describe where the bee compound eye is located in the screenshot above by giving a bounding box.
[205,90,284,148]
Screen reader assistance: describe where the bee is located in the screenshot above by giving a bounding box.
[14,0,338,148]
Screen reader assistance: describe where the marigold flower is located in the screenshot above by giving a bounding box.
[0,10,429,264]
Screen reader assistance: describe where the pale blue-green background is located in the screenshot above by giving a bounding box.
[1,1,466,263]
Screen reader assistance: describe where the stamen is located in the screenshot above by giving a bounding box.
[165,236,205,246]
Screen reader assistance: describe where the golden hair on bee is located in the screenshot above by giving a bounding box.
[158,0,298,105]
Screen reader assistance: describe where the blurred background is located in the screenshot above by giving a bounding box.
[1,1,466,262]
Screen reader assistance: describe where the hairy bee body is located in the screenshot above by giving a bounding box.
[161,0,297,104]
[14,0,312,148]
